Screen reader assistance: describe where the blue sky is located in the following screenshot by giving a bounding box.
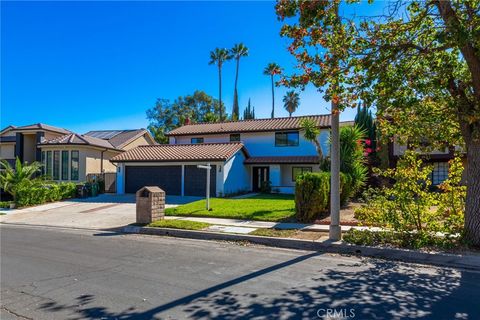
[1,1,383,133]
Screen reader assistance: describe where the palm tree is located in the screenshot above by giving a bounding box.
[230,43,249,121]
[0,157,42,205]
[283,90,300,117]
[209,48,231,120]
[263,63,282,118]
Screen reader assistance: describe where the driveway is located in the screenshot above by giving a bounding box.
[0,194,201,230]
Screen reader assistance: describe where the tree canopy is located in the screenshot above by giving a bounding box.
[276,0,480,245]
[146,90,225,143]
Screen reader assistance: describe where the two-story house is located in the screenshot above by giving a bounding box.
[0,124,156,183]
[388,137,467,186]
[111,115,331,196]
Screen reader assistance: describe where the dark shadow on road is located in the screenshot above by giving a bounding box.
[37,255,479,320]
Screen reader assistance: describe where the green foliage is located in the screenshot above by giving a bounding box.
[260,180,272,194]
[209,47,232,121]
[436,156,466,235]
[0,158,42,203]
[15,181,77,207]
[148,219,211,230]
[352,151,466,248]
[318,125,368,196]
[354,105,378,161]
[264,62,282,118]
[283,90,300,117]
[0,201,12,208]
[295,172,330,222]
[146,91,225,144]
[243,98,255,120]
[300,118,323,159]
[276,0,480,245]
[230,43,249,121]
[294,172,352,222]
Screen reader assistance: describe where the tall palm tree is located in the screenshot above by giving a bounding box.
[263,63,282,118]
[209,48,231,120]
[230,43,249,121]
[283,90,300,117]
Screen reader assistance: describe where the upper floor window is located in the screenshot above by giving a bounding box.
[275,131,299,147]
[191,137,204,144]
[230,134,240,142]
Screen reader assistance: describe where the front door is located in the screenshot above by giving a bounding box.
[252,167,270,192]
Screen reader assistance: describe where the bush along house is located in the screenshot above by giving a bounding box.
[111,115,331,196]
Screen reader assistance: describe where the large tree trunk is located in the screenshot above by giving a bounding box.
[232,59,240,120]
[218,65,223,120]
[271,75,275,118]
[464,138,480,246]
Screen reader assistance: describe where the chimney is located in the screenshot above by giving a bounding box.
[185,117,191,125]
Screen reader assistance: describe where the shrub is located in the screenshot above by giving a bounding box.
[15,180,77,207]
[260,180,272,194]
[350,151,466,249]
[295,172,330,222]
[0,201,12,208]
[295,172,351,222]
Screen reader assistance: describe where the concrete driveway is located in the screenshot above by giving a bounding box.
[0,194,201,230]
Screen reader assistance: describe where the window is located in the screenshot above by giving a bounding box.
[275,131,299,147]
[292,167,312,181]
[430,162,449,186]
[41,151,46,175]
[191,137,204,144]
[53,151,60,180]
[46,151,52,177]
[61,150,69,180]
[230,134,241,142]
[71,150,79,180]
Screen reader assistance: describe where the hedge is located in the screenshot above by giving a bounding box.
[294,172,353,222]
[16,181,77,207]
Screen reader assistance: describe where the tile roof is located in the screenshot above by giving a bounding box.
[84,129,154,148]
[244,156,320,164]
[38,133,121,151]
[167,114,331,136]
[13,123,71,134]
[110,142,247,162]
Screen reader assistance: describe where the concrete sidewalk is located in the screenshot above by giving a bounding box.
[165,216,371,232]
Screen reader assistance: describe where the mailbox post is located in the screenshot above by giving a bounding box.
[197,163,211,210]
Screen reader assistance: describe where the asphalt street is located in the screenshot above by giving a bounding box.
[1,225,479,320]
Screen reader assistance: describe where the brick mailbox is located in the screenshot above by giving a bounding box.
[136,186,165,224]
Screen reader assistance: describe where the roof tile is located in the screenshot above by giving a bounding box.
[167,114,331,136]
[110,142,246,162]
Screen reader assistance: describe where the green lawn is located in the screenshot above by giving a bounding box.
[148,219,211,230]
[165,194,296,222]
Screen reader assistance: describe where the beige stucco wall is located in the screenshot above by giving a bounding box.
[121,134,152,150]
[0,144,15,159]
[85,149,119,174]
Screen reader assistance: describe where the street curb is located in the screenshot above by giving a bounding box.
[123,226,480,271]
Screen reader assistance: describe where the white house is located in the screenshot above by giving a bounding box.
[111,115,331,196]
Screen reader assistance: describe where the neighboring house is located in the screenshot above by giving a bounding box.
[0,123,71,167]
[0,124,156,183]
[37,129,156,182]
[111,115,331,196]
[387,137,467,186]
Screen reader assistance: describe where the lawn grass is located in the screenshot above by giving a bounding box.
[165,194,295,222]
[249,228,297,238]
[148,219,211,230]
